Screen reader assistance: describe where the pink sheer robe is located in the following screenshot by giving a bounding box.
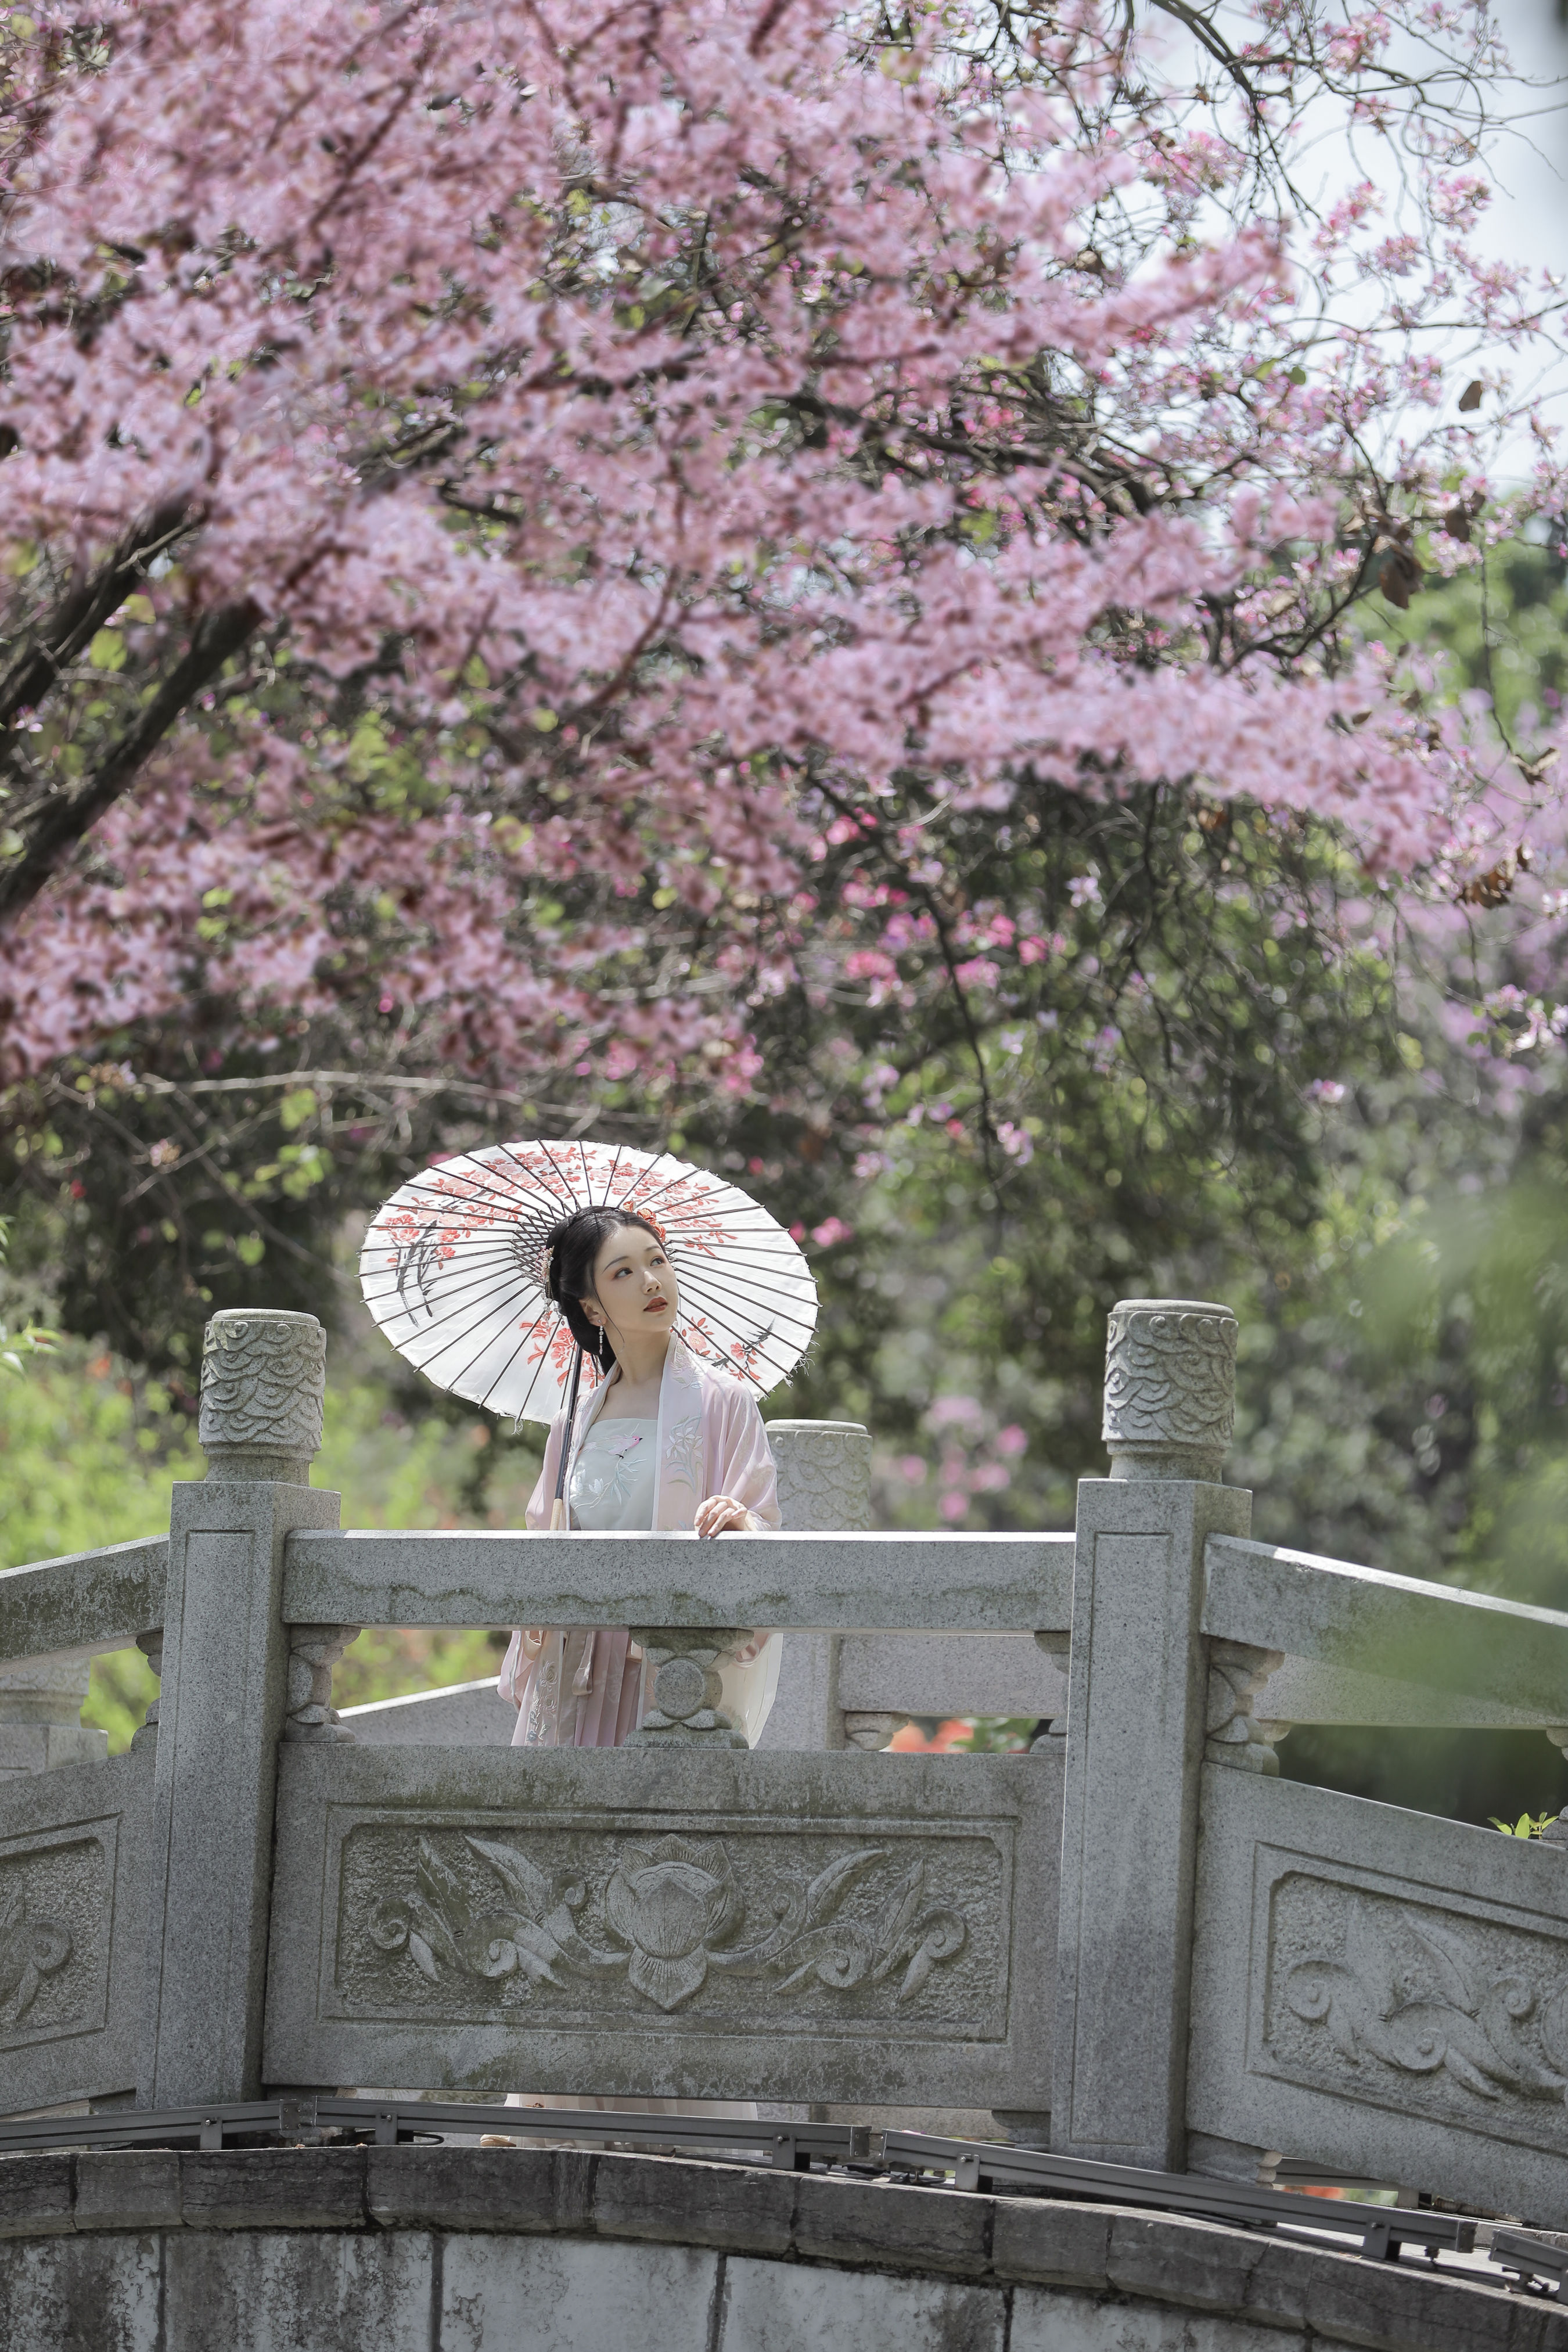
[498,1333,783,1749]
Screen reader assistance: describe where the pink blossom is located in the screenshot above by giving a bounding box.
[0,0,1556,1105]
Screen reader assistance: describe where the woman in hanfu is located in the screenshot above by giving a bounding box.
[498,1202,781,2127]
[498,1202,783,1749]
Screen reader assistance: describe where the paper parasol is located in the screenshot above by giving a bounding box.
[359,1138,818,1425]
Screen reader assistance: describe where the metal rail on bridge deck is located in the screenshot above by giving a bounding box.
[0,2098,1540,2281]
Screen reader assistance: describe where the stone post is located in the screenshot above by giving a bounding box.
[0,1660,108,1779]
[138,1310,341,2107]
[752,1420,876,1752]
[1051,1300,1251,2174]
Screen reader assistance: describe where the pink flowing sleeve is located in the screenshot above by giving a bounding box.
[711,1383,782,1738]
[715,1386,781,1528]
[524,1415,567,1531]
[502,1415,569,1710]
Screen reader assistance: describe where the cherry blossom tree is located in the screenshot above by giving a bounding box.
[2,0,1559,1120]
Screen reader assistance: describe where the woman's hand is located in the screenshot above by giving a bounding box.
[695,1493,753,1539]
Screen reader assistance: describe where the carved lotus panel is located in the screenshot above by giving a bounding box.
[1260,1867,1568,2150]
[0,1825,112,2050]
[331,1815,1006,2038]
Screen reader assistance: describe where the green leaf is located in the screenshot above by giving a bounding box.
[88,629,126,671]
[278,1087,318,1133]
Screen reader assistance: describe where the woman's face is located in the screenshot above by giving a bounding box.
[588,1224,678,1350]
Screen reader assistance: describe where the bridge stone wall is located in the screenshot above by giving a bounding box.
[0,2144,1548,2352]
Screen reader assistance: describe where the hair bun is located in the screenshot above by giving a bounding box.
[541,1206,599,1306]
[537,1202,667,1378]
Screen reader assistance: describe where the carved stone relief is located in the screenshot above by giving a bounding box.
[1259,1865,1568,2148]
[1102,1299,1238,1480]
[842,1714,906,1752]
[199,1308,326,1480]
[330,1817,1006,2039]
[768,1422,873,1534]
[0,1821,115,2048]
[626,1629,750,1749]
[0,1887,71,2029]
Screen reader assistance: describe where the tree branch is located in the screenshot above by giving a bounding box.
[0,498,197,740]
[0,599,261,934]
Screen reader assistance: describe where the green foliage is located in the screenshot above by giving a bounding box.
[0,1347,200,1750]
[88,1650,161,1752]
[0,1211,57,1376]
[1491,1811,1560,1838]
[715,770,1401,1534]
[0,1344,203,1569]
[0,1344,545,1751]
[1376,537,1568,739]
[952,1717,1042,1753]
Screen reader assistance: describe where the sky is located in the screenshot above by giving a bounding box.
[1488,0,1568,264]
[1150,0,1568,465]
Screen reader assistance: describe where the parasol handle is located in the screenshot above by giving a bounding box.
[550,1345,585,1532]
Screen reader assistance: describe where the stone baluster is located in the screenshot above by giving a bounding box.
[1027,1631,1071,1751]
[0,1659,109,1779]
[1206,1640,1288,1774]
[285,1624,359,1744]
[139,1308,342,2106]
[626,1629,755,1748]
[1052,1299,1254,2176]
[128,1632,162,1754]
[1538,1728,1568,1846]
[751,1420,882,1753]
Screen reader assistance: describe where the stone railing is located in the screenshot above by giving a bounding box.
[6,1299,1568,2224]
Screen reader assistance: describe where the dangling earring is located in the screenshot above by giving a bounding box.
[596,1325,609,1371]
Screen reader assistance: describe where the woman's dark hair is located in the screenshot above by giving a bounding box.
[544,1206,666,1369]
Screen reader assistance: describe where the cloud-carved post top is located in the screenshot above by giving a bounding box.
[1102,1298,1238,1483]
[199,1310,326,1484]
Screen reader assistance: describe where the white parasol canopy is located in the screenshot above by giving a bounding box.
[359,1138,818,1426]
